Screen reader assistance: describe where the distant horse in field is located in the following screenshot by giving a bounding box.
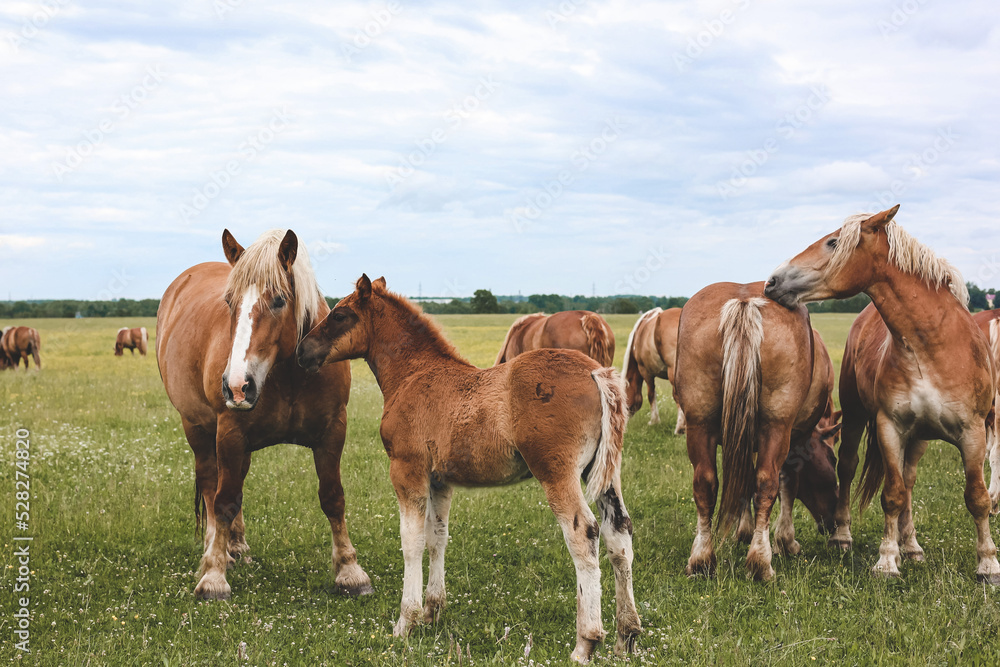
[495,310,615,367]
[972,308,1000,513]
[156,229,372,601]
[622,307,685,432]
[1,326,41,371]
[298,275,640,664]
[115,327,148,356]
[765,205,1000,583]
[674,282,837,580]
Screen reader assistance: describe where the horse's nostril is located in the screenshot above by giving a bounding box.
[244,376,257,401]
[766,277,776,288]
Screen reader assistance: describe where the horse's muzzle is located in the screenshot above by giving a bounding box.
[222,373,258,411]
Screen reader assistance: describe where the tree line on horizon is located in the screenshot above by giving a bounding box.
[0,282,994,319]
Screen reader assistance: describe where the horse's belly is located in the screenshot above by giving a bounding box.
[893,379,965,441]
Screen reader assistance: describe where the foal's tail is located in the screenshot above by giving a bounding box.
[717,298,766,534]
[858,418,884,513]
[582,312,614,367]
[586,367,629,503]
[28,328,41,369]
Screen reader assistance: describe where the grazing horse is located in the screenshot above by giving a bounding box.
[674,282,836,580]
[972,308,1000,513]
[495,310,615,367]
[1,326,41,371]
[156,229,372,600]
[765,205,1000,583]
[297,275,640,664]
[622,307,685,432]
[115,326,148,356]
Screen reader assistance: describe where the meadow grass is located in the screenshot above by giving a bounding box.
[1,313,999,666]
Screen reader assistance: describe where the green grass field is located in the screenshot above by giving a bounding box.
[2,313,999,666]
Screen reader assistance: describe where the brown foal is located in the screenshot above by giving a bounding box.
[298,275,640,664]
[622,307,685,432]
[495,310,615,366]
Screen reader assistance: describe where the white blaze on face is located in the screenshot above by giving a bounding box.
[227,285,259,402]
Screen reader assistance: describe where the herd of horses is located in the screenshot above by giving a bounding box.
[3,205,997,662]
[0,324,150,371]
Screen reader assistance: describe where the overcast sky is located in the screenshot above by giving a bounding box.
[2,0,999,300]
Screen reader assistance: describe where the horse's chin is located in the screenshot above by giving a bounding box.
[225,399,257,411]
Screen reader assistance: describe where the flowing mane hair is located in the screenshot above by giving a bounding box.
[224,229,325,338]
[830,214,969,307]
[371,280,465,362]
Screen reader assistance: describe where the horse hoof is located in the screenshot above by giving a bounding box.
[614,627,640,655]
[423,597,446,623]
[775,540,801,557]
[194,575,232,601]
[685,559,716,578]
[871,565,901,579]
[337,581,375,597]
[902,550,925,562]
[570,637,600,664]
[828,537,853,552]
[976,572,1000,586]
[747,561,775,582]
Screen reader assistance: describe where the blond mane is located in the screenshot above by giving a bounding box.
[829,214,969,307]
[224,229,325,338]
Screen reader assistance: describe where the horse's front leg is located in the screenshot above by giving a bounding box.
[194,428,246,600]
[391,457,428,637]
[228,453,252,564]
[313,407,372,596]
[957,424,1000,584]
[773,456,801,557]
[872,414,906,578]
[423,483,453,622]
[898,440,927,561]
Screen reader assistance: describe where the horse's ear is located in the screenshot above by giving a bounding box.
[356,274,372,302]
[862,205,900,232]
[222,229,245,267]
[820,422,843,441]
[373,276,387,291]
[278,230,298,271]
[832,409,843,423]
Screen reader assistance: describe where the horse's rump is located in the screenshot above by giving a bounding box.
[494,313,546,365]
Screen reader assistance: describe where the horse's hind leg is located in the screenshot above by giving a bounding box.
[646,377,660,425]
[391,456,429,636]
[957,426,1000,584]
[314,407,373,596]
[596,473,640,656]
[746,423,790,581]
[423,482,453,623]
[829,405,866,551]
[773,461,801,557]
[685,423,718,577]
[674,401,687,435]
[898,440,927,561]
[735,499,754,544]
[539,478,605,663]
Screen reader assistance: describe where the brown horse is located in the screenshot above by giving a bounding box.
[765,205,1000,583]
[972,308,1000,512]
[674,282,835,580]
[298,275,640,664]
[156,229,372,600]
[115,326,148,356]
[495,310,615,367]
[622,307,685,432]
[1,326,41,371]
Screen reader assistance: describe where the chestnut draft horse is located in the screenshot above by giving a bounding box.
[298,275,640,664]
[972,308,1000,512]
[156,229,372,600]
[1,326,41,370]
[115,326,148,356]
[622,307,685,432]
[674,282,837,580]
[495,310,615,367]
[766,205,1000,583]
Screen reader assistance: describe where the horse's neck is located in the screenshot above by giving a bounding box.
[867,266,966,358]
[367,313,464,399]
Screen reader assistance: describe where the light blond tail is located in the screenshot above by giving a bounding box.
[581,312,614,367]
[586,367,629,503]
[717,297,766,534]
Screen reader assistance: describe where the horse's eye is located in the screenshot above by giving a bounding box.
[272,295,286,309]
[826,238,838,249]
[332,311,347,323]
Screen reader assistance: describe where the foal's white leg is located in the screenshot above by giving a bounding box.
[596,474,640,656]
[393,501,427,637]
[674,404,687,435]
[424,484,453,623]
[987,403,1000,515]
[542,481,605,663]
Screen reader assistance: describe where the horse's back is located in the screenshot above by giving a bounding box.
[157,262,232,422]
